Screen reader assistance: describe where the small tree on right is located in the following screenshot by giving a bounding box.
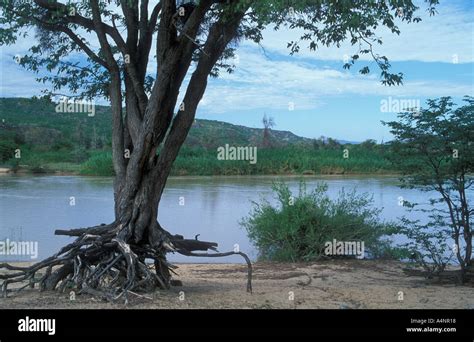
[383,96,473,282]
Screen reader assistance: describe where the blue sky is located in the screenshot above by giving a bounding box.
[1,0,473,142]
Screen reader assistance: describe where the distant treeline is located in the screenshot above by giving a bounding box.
[0,97,398,176]
[12,143,395,176]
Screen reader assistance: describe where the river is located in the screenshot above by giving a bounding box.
[0,174,434,263]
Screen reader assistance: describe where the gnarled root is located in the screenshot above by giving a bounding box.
[0,222,253,302]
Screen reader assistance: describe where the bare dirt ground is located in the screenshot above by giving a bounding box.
[1,260,473,309]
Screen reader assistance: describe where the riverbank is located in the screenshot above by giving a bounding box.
[0,166,402,178]
[1,260,472,309]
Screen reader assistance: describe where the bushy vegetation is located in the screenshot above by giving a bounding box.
[80,151,114,176]
[172,145,393,176]
[1,97,399,176]
[396,216,456,276]
[0,130,20,161]
[241,181,401,262]
[1,140,397,177]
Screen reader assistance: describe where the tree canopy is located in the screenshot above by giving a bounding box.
[1,0,439,101]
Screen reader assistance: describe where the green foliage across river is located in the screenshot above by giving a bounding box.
[1,97,398,176]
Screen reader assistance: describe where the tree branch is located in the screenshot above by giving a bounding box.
[153,2,249,197]
[138,1,162,80]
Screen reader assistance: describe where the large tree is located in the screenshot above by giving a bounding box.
[0,0,438,300]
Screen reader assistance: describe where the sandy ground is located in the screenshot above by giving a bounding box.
[1,260,473,309]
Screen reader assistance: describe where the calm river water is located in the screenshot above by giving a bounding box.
[0,175,433,262]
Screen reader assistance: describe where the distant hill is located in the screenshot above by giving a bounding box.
[187,119,313,148]
[0,97,355,150]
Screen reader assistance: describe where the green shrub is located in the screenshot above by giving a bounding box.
[71,148,90,163]
[395,213,457,276]
[80,151,114,176]
[0,138,17,162]
[241,180,398,262]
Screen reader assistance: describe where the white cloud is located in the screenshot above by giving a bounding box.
[198,47,473,114]
[1,0,472,109]
[246,1,473,63]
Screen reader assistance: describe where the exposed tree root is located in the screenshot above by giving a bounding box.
[0,222,253,302]
[176,250,253,293]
